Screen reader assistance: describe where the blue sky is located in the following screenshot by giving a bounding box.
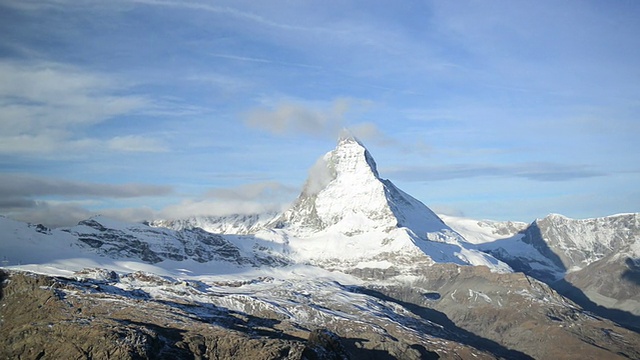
[1,0,639,227]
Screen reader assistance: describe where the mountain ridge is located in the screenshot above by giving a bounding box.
[1,137,639,359]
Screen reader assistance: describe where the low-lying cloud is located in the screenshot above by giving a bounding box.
[0,173,174,227]
[160,182,298,219]
[0,178,299,228]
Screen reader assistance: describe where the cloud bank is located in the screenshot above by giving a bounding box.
[0,177,298,228]
[385,163,606,182]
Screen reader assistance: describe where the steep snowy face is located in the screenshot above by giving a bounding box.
[276,136,447,238]
[311,137,397,231]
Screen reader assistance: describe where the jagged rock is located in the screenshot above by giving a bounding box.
[302,329,350,360]
[68,216,265,265]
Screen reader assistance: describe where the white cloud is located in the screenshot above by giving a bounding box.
[0,60,150,155]
[99,206,158,224]
[244,98,394,147]
[159,182,297,219]
[108,135,168,153]
[203,182,297,201]
[244,98,348,137]
[159,200,284,220]
[302,157,336,196]
[349,122,395,147]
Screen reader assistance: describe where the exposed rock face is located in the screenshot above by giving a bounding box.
[2,137,640,360]
[0,271,305,360]
[301,329,350,360]
[521,213,640,273]
[359,264,640,360]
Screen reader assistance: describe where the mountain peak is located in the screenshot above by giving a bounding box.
[337,127,358,143]
[276,138,446,237]
[333,134,380,178]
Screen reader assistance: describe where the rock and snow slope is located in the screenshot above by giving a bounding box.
[2,136,640,359]
[150,212,280,235]
[0,215,289,277]
[442,213,640,317]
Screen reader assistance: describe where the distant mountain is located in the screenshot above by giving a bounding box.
[446,213,640,328]
[0,215,289,273]
[150,212,280,235]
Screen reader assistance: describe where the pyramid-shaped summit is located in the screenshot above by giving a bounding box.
[275,136,449,238]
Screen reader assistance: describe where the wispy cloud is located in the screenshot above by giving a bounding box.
[385,163,607,182]
[0,173,173,200]
[0,61,153,155]
[209,53,321,70]
[129,0,336,34]
[244,98,350,137]
[243,98,393,146]
[159,181,297,219]
[107,135,168,153]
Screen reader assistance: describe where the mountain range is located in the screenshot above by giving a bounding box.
[1,136,639,359]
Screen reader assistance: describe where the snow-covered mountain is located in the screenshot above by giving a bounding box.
[150,212,280,235]
[273,136,446,237]
[143,136,510,274]
[262,135,510,273]
[0,215,289,276]
[521,213,640,272]
[2,136,640,359]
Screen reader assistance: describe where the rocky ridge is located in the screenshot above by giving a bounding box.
[447,213,640,329]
